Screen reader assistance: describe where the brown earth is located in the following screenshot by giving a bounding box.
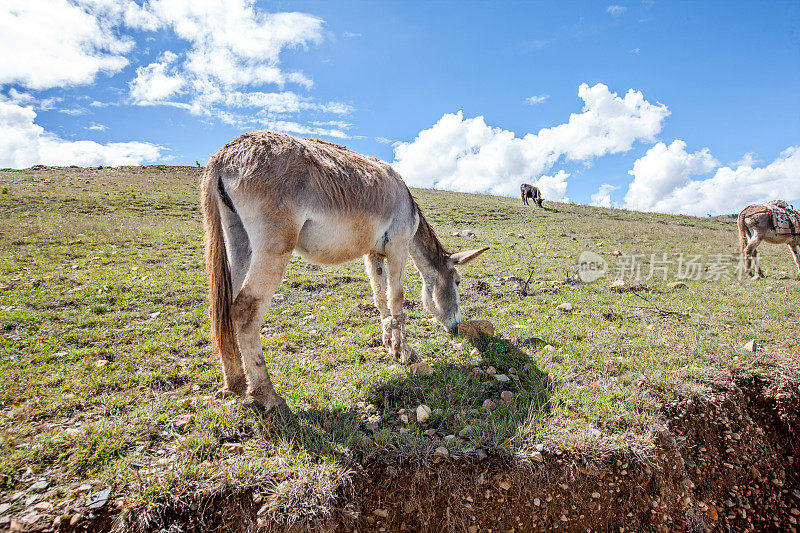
[34,372,797,533]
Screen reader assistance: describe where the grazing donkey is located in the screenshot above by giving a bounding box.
[520,183,543,207]
[201,131,488,416]
[738,201,800,278]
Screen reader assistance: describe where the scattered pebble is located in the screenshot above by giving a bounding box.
[434,446,449,459]
[416,404,431,423]
[85,488,111,510]
[410,362,434,376]
[494,374,510,383]
[531,451,544,463]
[459,425,474,438]
[373,508,388,518]
[94,359,110,368]
[743,340,760,352]
[669,281,687,289]
[486,366,496,375]
[482,399,496,410]
[169,414,193,427]
[423,429,437,437]
[557,302,573,312]
[500,391,514,402]
[28,480,48,492]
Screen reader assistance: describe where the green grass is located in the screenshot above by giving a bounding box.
[0,166,798,514]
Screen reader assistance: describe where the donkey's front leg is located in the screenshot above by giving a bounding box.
[364,254,392,348]
[384,248,416,364]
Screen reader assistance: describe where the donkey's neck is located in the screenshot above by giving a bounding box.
[409,211,449,280]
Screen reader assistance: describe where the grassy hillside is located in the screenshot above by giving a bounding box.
[0,166,798,526]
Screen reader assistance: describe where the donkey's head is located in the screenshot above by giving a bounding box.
[420,247,489,334]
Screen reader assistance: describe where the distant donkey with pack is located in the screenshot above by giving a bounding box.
[201,131,489,416]
[521,183,543,207]
[738,200,800,278]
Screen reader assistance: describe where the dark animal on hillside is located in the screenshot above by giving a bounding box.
[738,200,800,278]
[201,131,489,416]
[521,183,543,207]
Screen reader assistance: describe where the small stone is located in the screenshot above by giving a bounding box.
[0,503,9,514]
[508,367,517,375]
[434,446,449,459]
[534,497,541,506]
[70,513,82,526]
[169,414,193,427]
[85,488,111,510]
[743,340,760,352]
[410,362,434,376]
[494,374,510,383]
[475,448,488,460]
[544,344,555,352]
[221,443,244,455]
[451,232,460,237]
[373,509,388,519]
[77,484,92,492]
[444,434,456,442]
[459,425,474,439]
[416,404,432,423]
[482,399,496,410]
[669,281,687,289]
[498,481,511,491]
[364,421,379,431]
[94,359,109,368]
[149,311,160,319]
[610,279,626,289]
[500,391,514,402]
[486,366,496,375]
[470,348,480,357]
[359,436,372,447]
[33,502,52,512]
[591,492,601,499]
[557,302,573,312]
[29,480,49,492]
[457,320,495,338]
[530,451,544,463]
[423,429,437,437]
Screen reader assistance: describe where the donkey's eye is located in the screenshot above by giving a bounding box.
[455,279,461,286]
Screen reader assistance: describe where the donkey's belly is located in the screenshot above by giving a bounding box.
[294,215,384,265]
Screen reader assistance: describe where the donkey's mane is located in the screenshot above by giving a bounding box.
[414,206,450,268]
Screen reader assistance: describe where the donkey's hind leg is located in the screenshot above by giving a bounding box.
[384,244,416,364]
[790,244,800,275]
[743,234,764,278]
[232,246,294,416]
[364,254,392,349]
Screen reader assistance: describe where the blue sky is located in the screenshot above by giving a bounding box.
[1,0,798,215]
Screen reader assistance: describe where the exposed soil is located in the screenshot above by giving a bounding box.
[33,372,796,533]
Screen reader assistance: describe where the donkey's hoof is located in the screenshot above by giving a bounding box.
[215,387,239,399]
[244,395,294,419]
[399,347,417,365]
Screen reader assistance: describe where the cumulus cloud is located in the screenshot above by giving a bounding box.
[0,0,132,89]
[392,83,669,197]
[123,0,352,129]
[590,183,618,208]
[0,101,162,168]
[623,140,800,215]
[525,94,550,105]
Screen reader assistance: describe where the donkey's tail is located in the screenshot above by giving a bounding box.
[200,168,237,364]
[737,209,749,255]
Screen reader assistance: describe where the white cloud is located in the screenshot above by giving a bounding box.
[4,89,60,110]
[122,0,351,133]
[0,0,132,89]
[129,51,185,105]
[86,123,108,131]
[623,140,800,215]
[525,94,550,105]
[392,83,669,197]
[590,183,618,208]
[0,101,162,168]
[607,5,627,16]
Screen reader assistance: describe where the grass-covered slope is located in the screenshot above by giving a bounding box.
[0,166,798,529]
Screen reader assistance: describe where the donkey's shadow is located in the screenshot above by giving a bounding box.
[254,335,552,461]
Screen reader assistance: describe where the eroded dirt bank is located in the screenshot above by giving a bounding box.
[67,374,799,532]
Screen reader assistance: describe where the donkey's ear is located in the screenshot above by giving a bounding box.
[450,246,489,266]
